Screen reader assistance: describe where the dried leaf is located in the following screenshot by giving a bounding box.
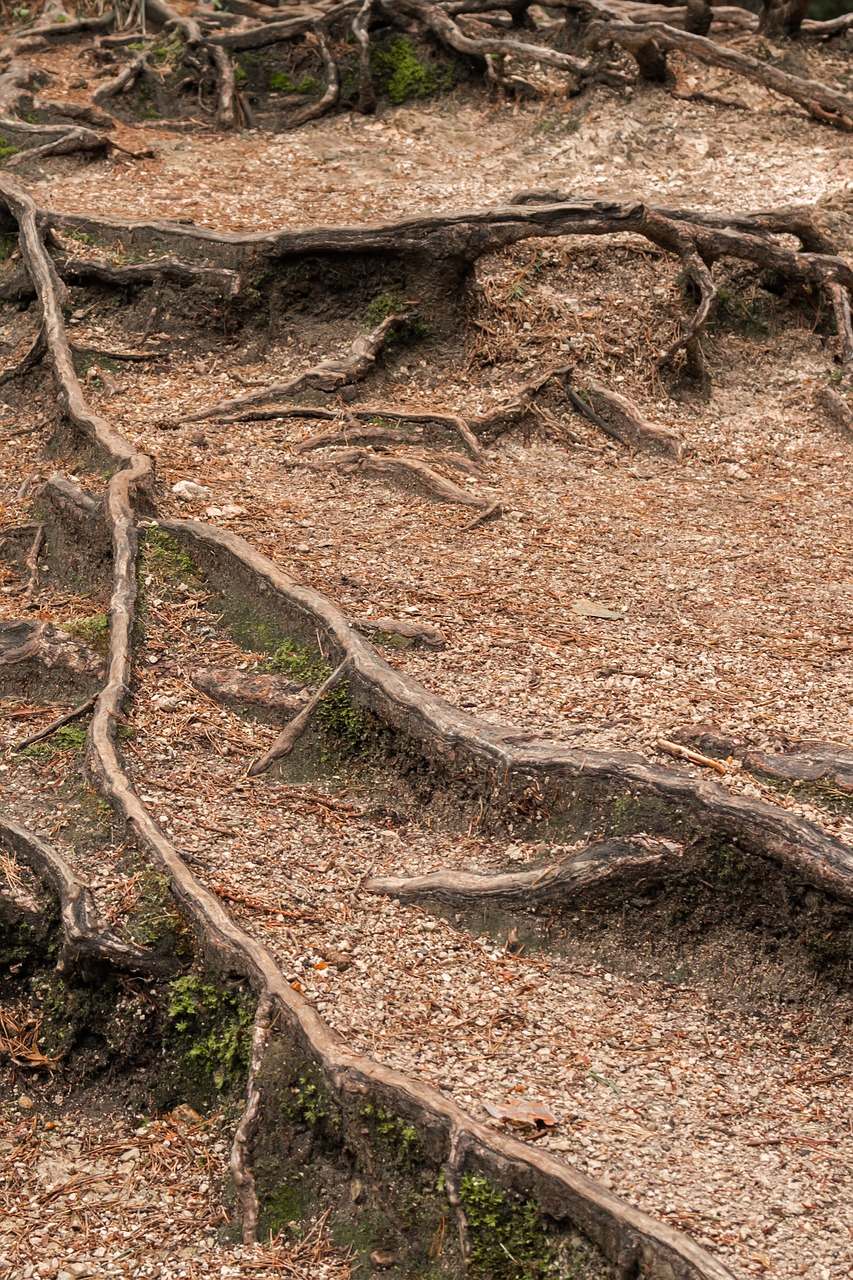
[483,1099,558,1128]
[571,600,625,621]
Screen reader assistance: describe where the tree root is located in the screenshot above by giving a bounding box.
[190,666,312,723]
[56,251,242,297]
[288,28,340,128]
[671,726,853,796]
[353,614,446,647]
[2,167,850,1277]
[91,51,149,105]
[0,814,178,978]
[0,324,46,386]
[13,693,98,751]
[584,380,686,458]
[583,18,853,131]
[300,446,501,519]
[161,516,853,908]
[364,835,681,905]
[18,520,45,596]
[0,618,105,698]
[37,194,853,407]
[230,994,273,1245]
[247,658,351,776]
[190,311,412,421]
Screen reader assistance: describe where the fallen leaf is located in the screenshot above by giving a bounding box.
[483,1099,558,1129]
[571,600,625,621]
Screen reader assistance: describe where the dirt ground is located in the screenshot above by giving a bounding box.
[1,9,853,1280]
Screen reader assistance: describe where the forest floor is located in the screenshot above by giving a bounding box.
[1,10,853,1280]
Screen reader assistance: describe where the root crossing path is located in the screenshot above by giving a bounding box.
[0,14,852,1279]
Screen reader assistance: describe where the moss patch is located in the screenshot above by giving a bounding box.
[62,612,109,654]
[165,973,253,1100]
[127,869,195,959]
[143,527,200,585]
[372,38,456,104]
[268,70,319,93]
[459,1174,555,1279]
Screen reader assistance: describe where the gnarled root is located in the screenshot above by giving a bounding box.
[0,814,178,978]
[364,835,681,906]
[189,310,413,421]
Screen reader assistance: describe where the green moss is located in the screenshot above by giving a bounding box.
[372,38,454,104]
[0,138,20,162]
[63,612,109,653]
[316,682,371,756]
[284,1068,332,1128]
[234,62,248,84]
[266,638,329,684]
[18,723,89,759]
[264,1174,316,1232]
[143,527,201,586]
[364,292,431,345]
[459,1174,555,1279]
[128,870,194,957]
[362,1104,421,1168]
[605,791,678,838]
[264,639,371,755]
[0,232,17,259]
[268,70,320,93]
[151,29,185,66]
[712,842,751,886]
[166,973,253,1095]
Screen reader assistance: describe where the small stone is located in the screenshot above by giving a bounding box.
[18,1094,34,1109]
[172,480,211,501]
[369,1250,396,1269]
[505,843,525,862]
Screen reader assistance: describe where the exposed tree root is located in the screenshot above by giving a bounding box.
[91,50,149,104]
[671,725,853,796]
[353,614,446,647]
[13,694,98,751]
[229,993,273,1245]
[190,666,312,723]
[0,170,742,1278]
[288,28,340,128]
[0,618,105,698]
[0,814,178,978]
[35,0,844,137]
[583,18,853,130]
[595,0,853,37]
[36,195,853,410]
[161,516,853,908]
[364,834,682,905]
[584,380,686,458]
[56,251,242,297]
[228,403,487,461]
[3,162,852,1277]
[0,325,46,386]
[189,311,412,421]
[18,520,45,596]
[247,657,351,776]
[301,445,501,519]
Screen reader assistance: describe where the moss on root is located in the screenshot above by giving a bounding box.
[371,38,458,104]
[165,973,254,1100]
[458,1175,554,1279]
